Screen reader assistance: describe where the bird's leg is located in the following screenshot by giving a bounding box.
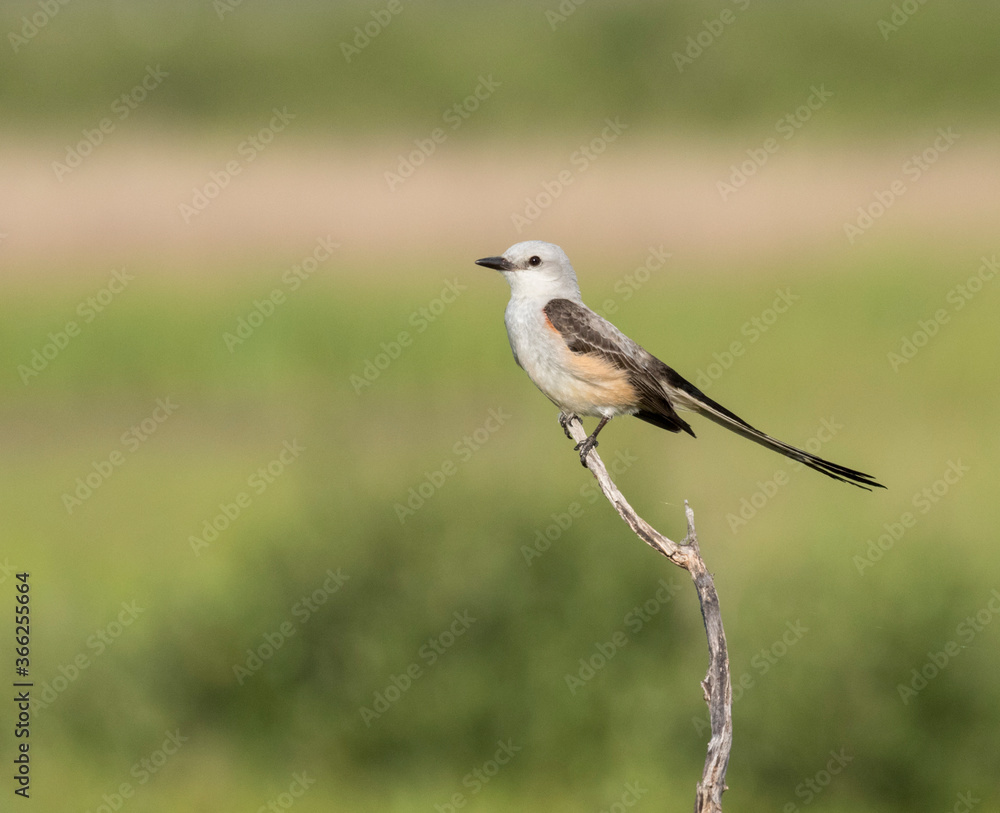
[557,411,577,439]
[574,415,611,466]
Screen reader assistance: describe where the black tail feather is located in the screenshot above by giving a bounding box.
[640,366,885,490]
[692,404,885,491]
[635,409,697,438]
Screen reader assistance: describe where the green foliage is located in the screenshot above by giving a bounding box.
[1,0,999,136]
[6,248,998,810]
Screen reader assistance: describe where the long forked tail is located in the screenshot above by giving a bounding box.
[663,374,885,491]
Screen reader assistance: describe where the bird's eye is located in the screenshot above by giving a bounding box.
[528,256,541,266]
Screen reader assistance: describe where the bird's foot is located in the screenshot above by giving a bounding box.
[558,411,577,440]
[573,434,599,466]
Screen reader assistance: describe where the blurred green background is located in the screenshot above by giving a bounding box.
[2,1,999,811]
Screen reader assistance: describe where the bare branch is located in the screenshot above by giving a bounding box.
[562,416,732,812]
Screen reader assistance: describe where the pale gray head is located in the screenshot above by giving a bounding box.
[475,240,583,301]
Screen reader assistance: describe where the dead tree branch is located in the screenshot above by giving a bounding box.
[563,415,733,813]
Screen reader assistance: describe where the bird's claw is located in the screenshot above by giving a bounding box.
[574,435,598,466]
[558,411,576,440]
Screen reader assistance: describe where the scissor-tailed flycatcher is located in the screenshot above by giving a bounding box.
[476,240,884,490]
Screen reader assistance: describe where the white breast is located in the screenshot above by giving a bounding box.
[503,296,637,418]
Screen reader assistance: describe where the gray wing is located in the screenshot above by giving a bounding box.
[544,298,885,490]
[543,298,696,436]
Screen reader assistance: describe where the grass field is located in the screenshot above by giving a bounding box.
[4,243,998,811]
[2,1,1000,136]
[3,0,999,808]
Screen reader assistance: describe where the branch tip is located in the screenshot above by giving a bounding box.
[557,417,732,811]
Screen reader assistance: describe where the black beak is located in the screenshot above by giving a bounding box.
[475,255,514,271]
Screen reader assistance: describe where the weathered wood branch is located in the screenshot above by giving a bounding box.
[563,416,733,813]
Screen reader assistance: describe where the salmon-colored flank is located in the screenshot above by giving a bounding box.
[564,353,638,412]
[542,311,637,411]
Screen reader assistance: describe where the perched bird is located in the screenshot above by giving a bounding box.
[476,240,884,490]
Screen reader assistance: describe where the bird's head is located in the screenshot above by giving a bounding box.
[475,240,582,301]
